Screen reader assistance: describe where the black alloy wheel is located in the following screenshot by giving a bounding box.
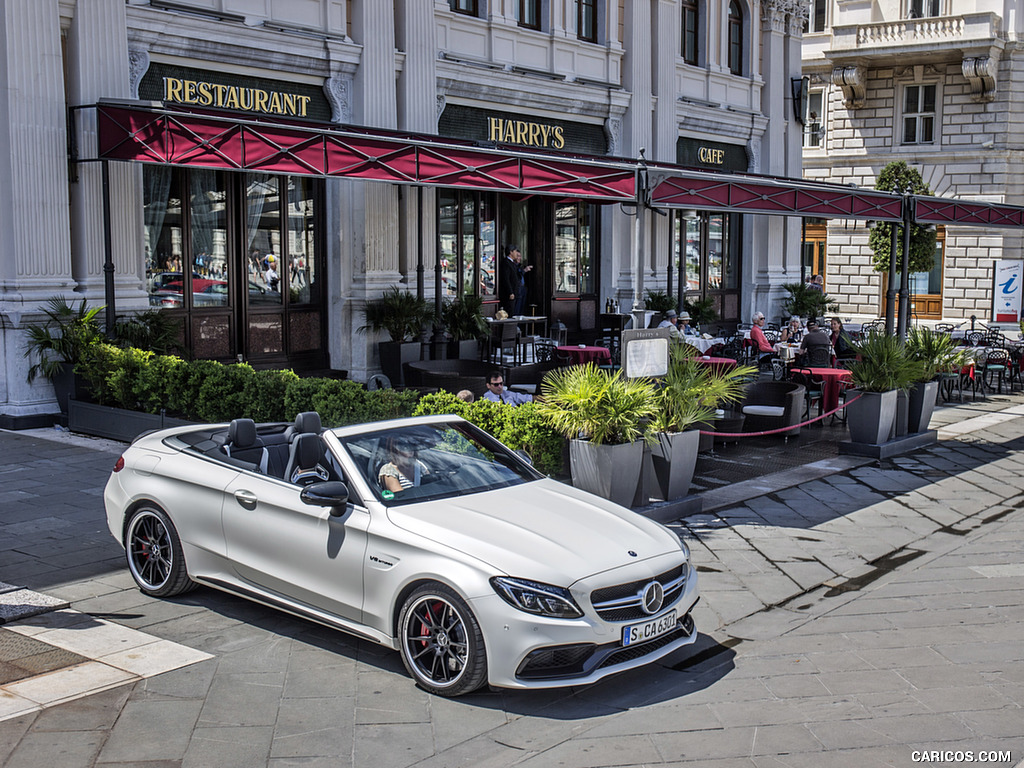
[125,506,196,597]
[398,583,487,696]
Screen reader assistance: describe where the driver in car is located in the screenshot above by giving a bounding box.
[378,439,430,492]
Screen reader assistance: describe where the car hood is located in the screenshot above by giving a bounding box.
[386,479,681,584]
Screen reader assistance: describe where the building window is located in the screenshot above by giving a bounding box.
[519,0,541,29]
[805,0,827,33]
[728,1,743,75]
[438,190,497,299]
[577,0,597,42]
[803,89,824,148]
[554,203,596,295]
[672,210,741,324]
[681,0,699,65]
[902,84,936,145]
[449,0,479,16]
[908,0,940,18]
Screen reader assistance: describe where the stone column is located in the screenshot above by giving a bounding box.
[0,0,76,420]
[65,0,145,304]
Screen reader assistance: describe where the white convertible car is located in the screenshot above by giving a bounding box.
[104,413,699,696]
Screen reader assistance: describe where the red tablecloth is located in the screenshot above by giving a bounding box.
[792,367,852,412]
[558,345,611,365]
[694,356,738,373]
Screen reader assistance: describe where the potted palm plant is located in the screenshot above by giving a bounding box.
[905,326,969,433]
[537,364,658,507]
[359,287,434,387]
[780,282,838,324]
[647,346,755,501]
[846,332,926,445]
[23,296,104,414]
[441,295,488,360]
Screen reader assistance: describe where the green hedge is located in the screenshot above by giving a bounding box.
[413,392,565,477]
[76,343,417,427]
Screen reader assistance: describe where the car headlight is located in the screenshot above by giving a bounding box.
[490,577,584,619]
[679,536,691,561]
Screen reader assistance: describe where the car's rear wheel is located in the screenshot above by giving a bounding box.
[125,506,196,597]
[398,583,487,696]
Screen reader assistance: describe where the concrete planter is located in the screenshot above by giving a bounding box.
[646,430,700,502]
[907,380,939,434]
[569,439,645,508]
[378,341,422,388]
[68,400,194,443]
[847,389,897,446]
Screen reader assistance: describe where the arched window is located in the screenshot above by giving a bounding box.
[728,1,743,75]
[681,0,699,65]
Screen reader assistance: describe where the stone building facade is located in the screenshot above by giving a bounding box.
[1,0,809,424]
[802,1,1019,324]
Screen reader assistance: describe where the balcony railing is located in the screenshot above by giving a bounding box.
[829,12,1001,60]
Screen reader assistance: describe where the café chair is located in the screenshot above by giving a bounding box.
[740,381,806,441]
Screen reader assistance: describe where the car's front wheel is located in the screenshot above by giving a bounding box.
[398,583,487,696]
[125,505,196,597]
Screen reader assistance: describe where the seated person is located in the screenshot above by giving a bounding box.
[378,440,430,492]
[780,316,803,343]
[749,311,774,365]
[677,311,699,336]
[795,318,833,366]
[657,309,681,339]
[830,317,856,359]
[483,371,533,406]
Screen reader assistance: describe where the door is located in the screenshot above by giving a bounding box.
[221,474,369,622]
[802,223,827,288]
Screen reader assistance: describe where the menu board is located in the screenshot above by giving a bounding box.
[621,328,673,378]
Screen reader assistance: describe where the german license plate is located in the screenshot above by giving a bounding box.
[622,610,677,646]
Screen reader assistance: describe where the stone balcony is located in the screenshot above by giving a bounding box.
[824,12,1004,106]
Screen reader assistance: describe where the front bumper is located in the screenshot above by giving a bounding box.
[472,563,699,689]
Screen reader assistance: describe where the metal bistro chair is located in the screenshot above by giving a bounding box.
[490,321,522,366]
[980,347,1012,395]
[965,330,987,347]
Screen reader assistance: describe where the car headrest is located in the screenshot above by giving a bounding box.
[294,433,322,468]
[228,418,258,448]
[293,411,322,436]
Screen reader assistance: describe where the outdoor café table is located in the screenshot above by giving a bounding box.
[693,356,738,373]
[511,315,548,337]
[683,336,726,354]
[791,366,852,413]
[558,345,611,365]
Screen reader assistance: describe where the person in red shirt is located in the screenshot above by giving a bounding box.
[749,311,774,366]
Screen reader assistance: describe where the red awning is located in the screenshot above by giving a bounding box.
[914,196,1024,228]
[649,169,904,223]
[95,103,638,202]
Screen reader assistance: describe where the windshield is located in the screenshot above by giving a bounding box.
[334,421,542,507]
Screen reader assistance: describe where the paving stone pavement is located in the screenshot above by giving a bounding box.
[0,395,1023,767]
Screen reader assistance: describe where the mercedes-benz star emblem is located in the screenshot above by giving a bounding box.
[641,581,665,615]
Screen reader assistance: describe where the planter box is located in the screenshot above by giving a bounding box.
[569,439,644,508]
[846,389,897,446]
[645,430,700,502]
[908,380,939,434]
[68,400,194,443]
[378,341,422,388]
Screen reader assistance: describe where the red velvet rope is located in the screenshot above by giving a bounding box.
[700,392,863,438]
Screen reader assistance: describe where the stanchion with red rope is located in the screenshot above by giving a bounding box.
[700,393,862,439]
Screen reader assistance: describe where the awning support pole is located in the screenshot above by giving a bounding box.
[884,216,899,336]
[632,150,648,332]
[897,194,913,340]
[102,159,116,337]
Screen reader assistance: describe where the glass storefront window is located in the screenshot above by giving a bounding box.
[554,202,596,295]
[685,217,702,292]
[437,190,497,300]
[144,166,184,308]
[910,231,944,294]
[672,209,740,324]
[189,169,229,308]
[286,177,316,305]
[461,197,476,295]
[479,196,496,296]
[439,192,459,300]
[245,174,282,305]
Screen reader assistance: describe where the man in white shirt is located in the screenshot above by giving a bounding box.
[482,372,533,406]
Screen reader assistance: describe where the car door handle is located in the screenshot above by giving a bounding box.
[234,490,258,510]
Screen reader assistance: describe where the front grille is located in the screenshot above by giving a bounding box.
[597,613,696,670]
[591,565,686,622]
[517,644,595,679]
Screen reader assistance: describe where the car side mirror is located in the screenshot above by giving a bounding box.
[300,481,350,516]
[515,449,533,466]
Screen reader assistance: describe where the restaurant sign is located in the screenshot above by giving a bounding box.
[139,63,332,122]
[676,137,748,172]
[439,104,607,155]
[993,259,1022,323]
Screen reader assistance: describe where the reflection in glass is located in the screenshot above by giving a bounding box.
[287,177,316,305]
[479,196,496,296]
[685,216,702,292]
[461,197,476,295]
[439,192,458,300]
[144,166,184,308]
[246,174,282,305]
[189,169,229,308]
[555,204,578,293]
